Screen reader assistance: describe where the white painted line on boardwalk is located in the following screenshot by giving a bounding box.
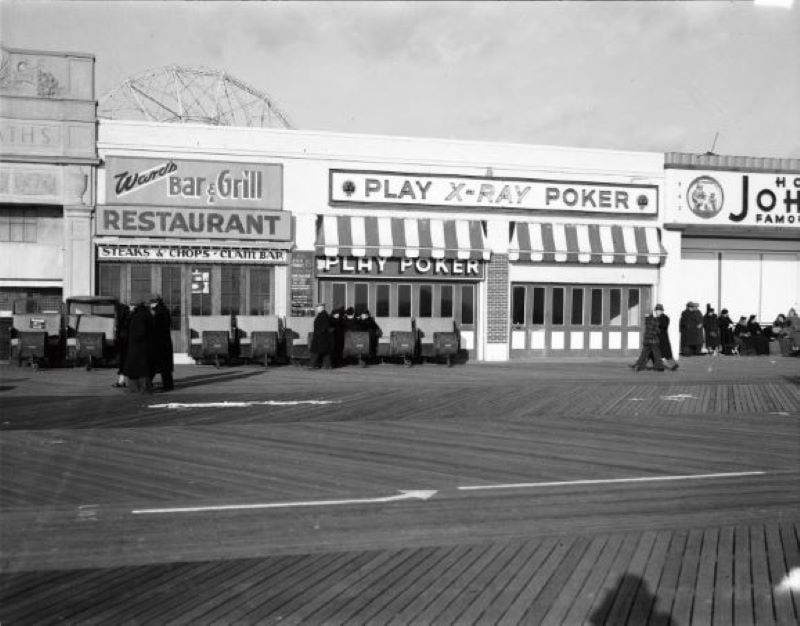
[659,394,696,401]
[148,400,342,409]
[458,471,768,492]
[776,568,800,593]
[131,490,438,515]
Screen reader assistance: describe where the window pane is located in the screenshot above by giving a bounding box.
[190,267,212,315]
[440,285,453,318]
[571,288,584,325]
[460,285,474,325]
[512,286,526,325]
[130,265,151,305]
[161,265,182,330]
[24,211,37,242]
[610,289,622,326]
[0,213,9,240]
[398,284,412,317]
[249,267,272,315]
[532,287,545,325]
[627,289,640,327]
[332,283,346,311]
[590,289,603,325]
[354,283,369,315]
[97,264,121,301]
[552,287,564,325]
[419,285,432,318]
[376,284,390,317]
[221,266,241,315]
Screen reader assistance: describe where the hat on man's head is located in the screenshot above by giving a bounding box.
[686,301,693,308]
[655,304,664,311]
[148,294,161,304]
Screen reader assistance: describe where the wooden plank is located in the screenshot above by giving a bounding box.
[474,538,558,626]
[713,526,735,626]
[734,523,754,625]
[627,530,671,624]
[765,523,796,625]
[652,529,689,625]
[692,527,720,625]
[779,522,800,622]
[670,529,703,624]
[539,535,609,626]
[602,530,657,625]
[751,524,776,626]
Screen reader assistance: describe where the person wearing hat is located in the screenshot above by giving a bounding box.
[718,308,735,354]
[148,294,174,391]
[679,301,704,356]
[655,304,678,370]
[703,304,720,355]
[123,299,154,394]
[632,304,665,372]
[309,302,333,369]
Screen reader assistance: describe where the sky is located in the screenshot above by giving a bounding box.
[2,0,799,158]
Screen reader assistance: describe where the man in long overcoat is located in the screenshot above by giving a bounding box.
[632,306,665,372]
[149,296,174,391]
[655,304,678,370]
[309,303,332,369]
[124,302,153,393]
[680,301,704,355]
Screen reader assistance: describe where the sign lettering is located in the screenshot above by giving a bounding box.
[317,256,484,279]
[98,244,287,264]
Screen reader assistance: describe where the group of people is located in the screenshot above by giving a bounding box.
[679,301,799,357]
[309,303,382,369]
[636,301,800,370]
[113,295,175,393]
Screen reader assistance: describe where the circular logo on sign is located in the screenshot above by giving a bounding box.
[686,176,724,218]
[342,180,356,197]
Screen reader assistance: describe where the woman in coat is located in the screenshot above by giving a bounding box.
[680,302,704,355]
[718,309,735,354]
[124,302,153,393]
[149,296,174,391]
[655,304,678,370]
[747,314,770,355]
[309,303,332,369]
[703,304,720,354]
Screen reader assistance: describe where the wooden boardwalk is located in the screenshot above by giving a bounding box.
[1,357,799,624]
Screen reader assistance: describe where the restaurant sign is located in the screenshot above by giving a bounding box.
[104,157,283,209]
[97,243,287,264]
[318,256,484,279]
[670,171,800,227]
[330,170,658,215]
[96,207,291,241]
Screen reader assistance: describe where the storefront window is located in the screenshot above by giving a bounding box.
[0,208,37,242]
[130,265,152,305]
[571,288,584,325]
[375,284,390,317]
[590,289,603,325]
[191,267,212,315]
[532,287,545,325]
[552,287,564,325]
[610,289,622,326]
[627,289,640,327]
[461,285,474,325]
[440,285,453,318]
[249,268,272,315]
[332,283,346,311]
[98,265,122,301]
[419,285,432,318]
[512,286,525,325]
[221,266,241,315]
[161,266,182,330]
[398,284,412,317]
[354,283,369,315]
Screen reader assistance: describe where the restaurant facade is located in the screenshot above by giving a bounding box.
[97,120,668,361]
[661,153,800,350]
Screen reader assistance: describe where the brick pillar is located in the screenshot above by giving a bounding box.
[485,254,509,361]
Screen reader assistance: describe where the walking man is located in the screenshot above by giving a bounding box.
[633,305,665,372]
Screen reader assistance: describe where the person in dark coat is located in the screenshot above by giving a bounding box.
[718,308,735,354]
[357,309,382,361]
[679,301,704,356]
[655,304,678,370]
[632,306,665,372]
[309,303,332,369]
[124,302,153,393]
[734,315,752,355]
[747,314,770,355]
[113,303,132,388]
[329,306,345,367]
[703,304,720,355]
[149,295,174,391]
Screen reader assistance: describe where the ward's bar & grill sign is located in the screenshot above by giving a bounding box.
[99,157,290,241]
[330,170,658,215]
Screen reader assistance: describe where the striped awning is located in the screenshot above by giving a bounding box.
[509,222,667,265]
[316,215,490,260]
